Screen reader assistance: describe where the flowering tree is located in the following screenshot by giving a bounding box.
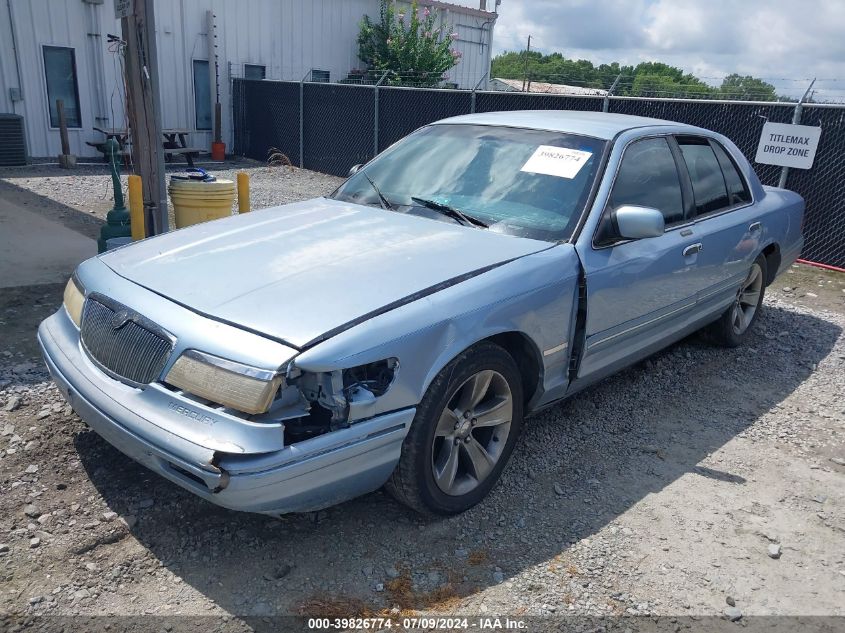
[357,0,461,87]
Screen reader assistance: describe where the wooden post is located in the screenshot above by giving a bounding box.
[207,10,220,142]
[121,0,168,234]
[56,99,76,168]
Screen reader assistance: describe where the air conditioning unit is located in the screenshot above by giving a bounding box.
[0,114,27,166]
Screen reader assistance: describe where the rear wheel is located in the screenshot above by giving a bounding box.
[708,254,767,347]
[386,342,523,515]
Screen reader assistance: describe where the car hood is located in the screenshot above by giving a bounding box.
[99,198,550,348]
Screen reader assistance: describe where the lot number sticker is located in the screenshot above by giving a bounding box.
[755,122,821,169]
[520,146,593,179]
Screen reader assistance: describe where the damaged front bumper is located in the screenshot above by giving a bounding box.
[37,311,414,515]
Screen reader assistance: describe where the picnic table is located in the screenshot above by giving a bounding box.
[86,127,202,166]
[161,128,202,167]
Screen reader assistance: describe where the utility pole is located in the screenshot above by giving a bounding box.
[521,35,531,92]
[120,0,168,235]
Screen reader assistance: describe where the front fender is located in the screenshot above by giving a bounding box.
[293,244,582,415]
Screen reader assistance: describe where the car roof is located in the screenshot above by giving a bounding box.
[433,110,704,140]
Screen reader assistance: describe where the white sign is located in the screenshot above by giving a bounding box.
[520,146,593,179]
[114,0,133,19]
[754,121,821,169]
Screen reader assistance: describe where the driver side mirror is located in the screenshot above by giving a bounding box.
[348,164,363,177]
[612,205,665,240]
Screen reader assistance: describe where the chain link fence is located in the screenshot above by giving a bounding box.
[232,78,845,268]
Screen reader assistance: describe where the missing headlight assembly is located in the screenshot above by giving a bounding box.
[282,358,399,443]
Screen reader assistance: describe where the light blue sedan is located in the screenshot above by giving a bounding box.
[38,111,804,516]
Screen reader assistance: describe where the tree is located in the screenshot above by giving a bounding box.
[358,0,460,87]
[719,74,777,101]
[491,51,782,101]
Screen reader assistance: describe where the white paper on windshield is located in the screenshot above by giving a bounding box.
[520,146,593,179]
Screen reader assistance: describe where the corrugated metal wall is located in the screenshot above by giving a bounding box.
[0,0,494,159]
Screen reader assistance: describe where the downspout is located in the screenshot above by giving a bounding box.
[86,1,109,125]
[479,13,497,91]
[6,0,24,114]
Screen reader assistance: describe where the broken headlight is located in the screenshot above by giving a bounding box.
[342,358,398,397]
[165,350,283,415]
[63,275,85,328]
[292,358,399,426]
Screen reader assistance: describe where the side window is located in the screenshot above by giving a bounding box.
[711,142,751,206]
[677,137,730,216]
[608,137,684,225]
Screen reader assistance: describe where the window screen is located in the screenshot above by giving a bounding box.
[711,142,751,206]
[193,60,212,130]
[43,46,81,128]
[609,137,684,225]
[244,64,266,80]
[678,138,731,215]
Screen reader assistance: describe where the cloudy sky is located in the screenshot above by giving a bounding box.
[470,0,845,100]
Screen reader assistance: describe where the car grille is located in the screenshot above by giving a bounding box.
[80,296,173,385]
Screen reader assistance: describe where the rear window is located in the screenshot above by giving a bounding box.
[677,137,730,216]
[711,142,751,206]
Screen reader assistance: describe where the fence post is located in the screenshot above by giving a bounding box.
[777,78,816,189]
[603,74,622,113]
[470,72,488,114]
[373,71,389,158]
[299,70,310,168]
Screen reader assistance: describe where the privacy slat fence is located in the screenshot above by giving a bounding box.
[232,78,845,268]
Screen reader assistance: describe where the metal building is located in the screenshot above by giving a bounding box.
[0,0,497,160]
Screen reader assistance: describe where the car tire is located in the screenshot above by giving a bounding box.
[708,254,767,348]
[385,342,524,515]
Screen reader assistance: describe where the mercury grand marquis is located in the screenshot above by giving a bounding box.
[38,111,804,516]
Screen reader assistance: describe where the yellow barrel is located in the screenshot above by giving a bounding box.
[168,177,236,229]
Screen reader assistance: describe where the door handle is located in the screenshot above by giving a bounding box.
[682,243,703,257]
[749,221,762,233]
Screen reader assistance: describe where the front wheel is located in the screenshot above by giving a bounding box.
[708,254,767,347]
[385,342,524,515]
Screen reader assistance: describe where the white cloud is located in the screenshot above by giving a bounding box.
[489,0,845,99]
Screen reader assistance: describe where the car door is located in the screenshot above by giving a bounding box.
[574,136,708,383]
[674,136,761,315]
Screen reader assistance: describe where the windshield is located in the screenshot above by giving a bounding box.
[331,123,606,242]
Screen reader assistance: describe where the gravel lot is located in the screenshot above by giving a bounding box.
[1,163,844,628]
[0,159,343,236]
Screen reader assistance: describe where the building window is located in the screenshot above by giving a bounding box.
[43,46,81,128]
[311,69,330,83]
[193,59,212,130]
[244,64,266,80]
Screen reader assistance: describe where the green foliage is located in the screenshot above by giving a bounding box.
[358,0,460,87]
[718,74,778,101]
[491,52,781,101]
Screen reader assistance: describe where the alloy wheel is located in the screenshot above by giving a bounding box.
[731,263,763,335]
[430,369,513,496]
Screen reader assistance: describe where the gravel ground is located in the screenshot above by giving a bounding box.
[1,164,844,628]
[0,159,343,233]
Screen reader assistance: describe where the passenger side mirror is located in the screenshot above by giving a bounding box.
[348,164,363,177]
[612,205,665,240]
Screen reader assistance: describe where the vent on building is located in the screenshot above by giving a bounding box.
[311,69,330,83]
[0,114,27,166]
